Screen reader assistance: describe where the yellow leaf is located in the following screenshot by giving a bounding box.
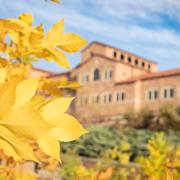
[51,0,61,3]
[49,114,87,142]
[0,125,37,161]
[165,168,173,180]
[0,77,22,117]
[19,13,33,26]
[0,68,7,83]
[56,33,87,53]
[41,97,74,120]
[14,77,39,107]
[45,48,70,68]
[46,19,64,44]
[0,138,21,161]
[39,78,80,97]
[8,30,19,44]
[35,47,70,68]
[1,106,51,140]
[38,135,60,160]
[28,96,46,109]
[29,24,44,48]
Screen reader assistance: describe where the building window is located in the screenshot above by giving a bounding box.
[94,68,100,81]
[71,75,77,81]
[84,97,89,104]
[90,52,94,58]
[164,88,174,99]
[96,95,100,104]
[128,57,132,63]
[84,75,89,83]
[81,74,89,84]
[120,54,124,61]
[103,94,112,104]
[108,94,112,103]
[116,92,126,102]
[142,62,145,68]
[105,70,113,80]
[148,90,158,100]
[113,51,117,58]
[80,96,89,105]
[170,88,174,97]
[122,92,125,101]
[92,95,96,104]
[135,59,139,65]
[103,95,107,104]
[148,64,151,70]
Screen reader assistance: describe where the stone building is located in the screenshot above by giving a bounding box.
[46,41,180,123]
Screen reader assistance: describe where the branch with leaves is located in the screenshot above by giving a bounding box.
[0,12,87,163]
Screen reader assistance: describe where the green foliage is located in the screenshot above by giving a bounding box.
[124,129,153,159]
[160,103,180,130]
[60,155,96,180]
[62,125,122,158]
[62,125,180,161]
[60,155,81,180]
[61,130,180,179]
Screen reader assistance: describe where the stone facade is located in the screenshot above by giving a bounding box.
[47,41,180,122]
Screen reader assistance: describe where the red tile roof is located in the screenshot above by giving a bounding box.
[47,71,70,78]
[32,67,53,74]
[116,68,180,85]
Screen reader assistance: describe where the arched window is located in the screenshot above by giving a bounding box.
[113,51,117,58]
[135,59,139,65]
[142,62,145,67]
[94,68,100,81]
[128,57,132,63]
[120,54,124,61]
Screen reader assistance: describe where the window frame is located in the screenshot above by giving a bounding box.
[93,68,100,81]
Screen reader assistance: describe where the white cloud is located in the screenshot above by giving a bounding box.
[94,0,180,23]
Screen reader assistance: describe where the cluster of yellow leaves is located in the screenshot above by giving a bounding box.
[39,77,80,97]
[135,133,180,180]
[0,12,87,163]
[0,13,87,68]
[0,68,87,161]
[0,166,37,180]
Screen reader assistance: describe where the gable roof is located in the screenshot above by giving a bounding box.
[82,41,157,65]
[116,68,180,85]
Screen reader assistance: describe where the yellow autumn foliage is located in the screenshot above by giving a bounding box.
[0,13,87,67]
[0,12,87,163]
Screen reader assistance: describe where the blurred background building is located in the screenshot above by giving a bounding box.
[33,41,180,124]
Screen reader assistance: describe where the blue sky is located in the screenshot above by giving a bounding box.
[0,0,180,72]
